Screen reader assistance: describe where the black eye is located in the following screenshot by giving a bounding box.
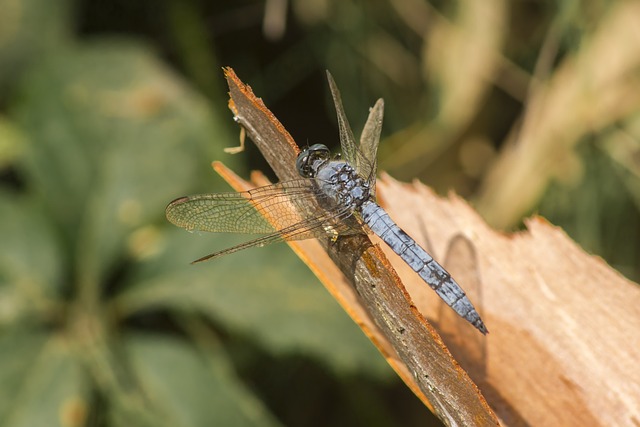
[296,144,330,178]
[308,143,328,153]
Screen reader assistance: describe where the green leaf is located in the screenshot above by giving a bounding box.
[117,227,392,379]
[14,39,231,288]
[0,191,64,326]
[0,328,89,427]
[114,333,282,427]
[0,116,25,169]
[0,0,72,92]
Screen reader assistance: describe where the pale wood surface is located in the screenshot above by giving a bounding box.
[376,175,640,426]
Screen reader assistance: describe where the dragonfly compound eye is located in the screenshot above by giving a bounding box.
[296,144,330,178]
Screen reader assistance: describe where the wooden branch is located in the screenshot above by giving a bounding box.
[221,67,498,426]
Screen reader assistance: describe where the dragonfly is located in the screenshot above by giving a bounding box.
[166,73,487,334]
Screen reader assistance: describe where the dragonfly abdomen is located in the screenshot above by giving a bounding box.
[360,200,487,334]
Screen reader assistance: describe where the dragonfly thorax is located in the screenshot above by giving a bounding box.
[315,160,370,210]
[297,144,370,210]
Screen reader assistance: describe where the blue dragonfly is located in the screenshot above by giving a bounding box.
[166,73,487,334]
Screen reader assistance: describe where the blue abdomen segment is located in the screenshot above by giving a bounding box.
[360,200,487,334]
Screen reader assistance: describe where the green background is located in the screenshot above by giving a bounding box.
[1,1,638,426]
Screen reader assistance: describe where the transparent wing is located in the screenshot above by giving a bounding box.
[326,71,358,169]
[190,207,355,263]
[358,98,384,193]
[168,180,324,234]
[166,179,359,262]
[326,71,383,194]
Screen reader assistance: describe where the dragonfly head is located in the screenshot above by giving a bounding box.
[296,144,330,178]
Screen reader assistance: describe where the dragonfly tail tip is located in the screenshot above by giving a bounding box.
[477,322,489,335]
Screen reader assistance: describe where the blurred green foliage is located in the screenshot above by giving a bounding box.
[1,0,639,426]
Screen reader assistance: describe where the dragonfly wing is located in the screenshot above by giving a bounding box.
[166,179,361,262]
[326,71,358,167]
[358,98,384,193]
[190,206,357,263]
[326,71,380,193]
[166,180,322,234]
